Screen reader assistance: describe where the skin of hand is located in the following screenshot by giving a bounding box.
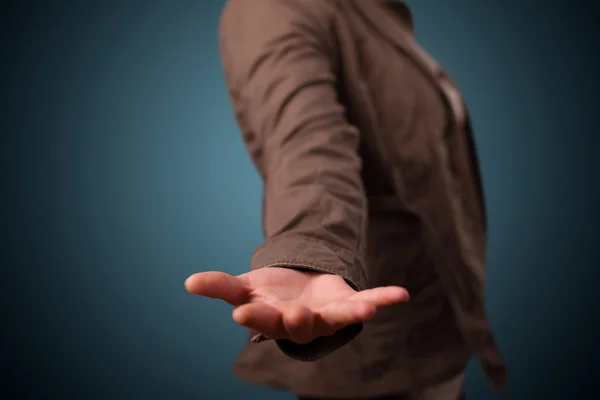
[185,268,409,344]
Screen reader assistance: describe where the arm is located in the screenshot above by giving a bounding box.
[220,0,368,359]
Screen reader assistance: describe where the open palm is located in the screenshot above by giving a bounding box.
[185,267,409,344]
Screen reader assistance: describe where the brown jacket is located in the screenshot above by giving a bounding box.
[219,0,506,397]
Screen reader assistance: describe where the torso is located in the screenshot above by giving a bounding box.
[233,2,480,397]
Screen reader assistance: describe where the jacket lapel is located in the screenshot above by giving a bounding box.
[352,1,456,122]
[353,0,487,226]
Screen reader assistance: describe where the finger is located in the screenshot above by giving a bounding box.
[279,303,314,344]
[351,286,409,308]
[232,303,287,339]
[185,271,250,306]
[317,300,377,336]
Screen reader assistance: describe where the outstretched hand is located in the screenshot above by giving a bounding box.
[185,268,409,344]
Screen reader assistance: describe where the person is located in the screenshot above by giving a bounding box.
[185,1,506,399]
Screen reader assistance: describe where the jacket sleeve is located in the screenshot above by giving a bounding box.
[219,0,368,360]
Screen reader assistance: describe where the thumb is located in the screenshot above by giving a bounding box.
[185,271,250,306]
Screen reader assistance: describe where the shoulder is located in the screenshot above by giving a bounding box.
[219,0,340,85]
[219,0,337,39]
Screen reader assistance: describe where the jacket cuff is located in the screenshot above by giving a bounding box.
[250,234,367,291]
[274,323,362,361]
[249,234,367,361]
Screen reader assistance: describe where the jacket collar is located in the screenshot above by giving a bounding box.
[377,0,414,32]
[352,1,436,74]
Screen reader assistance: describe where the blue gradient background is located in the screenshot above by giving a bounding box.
[2,1,599,399]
